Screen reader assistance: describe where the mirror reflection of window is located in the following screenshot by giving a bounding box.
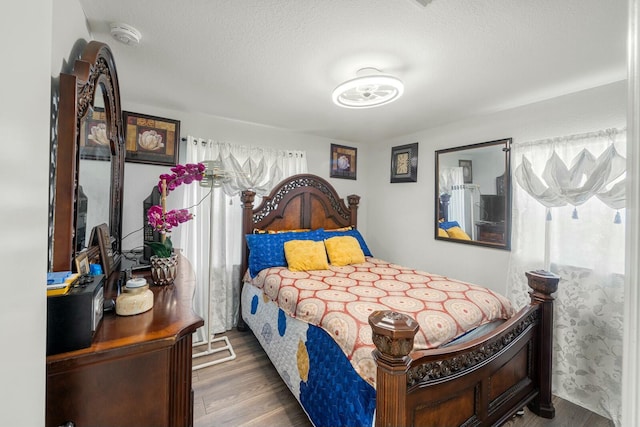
[435,138,511,250]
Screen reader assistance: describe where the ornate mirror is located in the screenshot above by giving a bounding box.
[435,138,511,250]
[51,41,124,273]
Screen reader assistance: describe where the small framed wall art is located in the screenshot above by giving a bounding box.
[459,159,473,183]
[74,250,90,275]
[79,107,111,161]
[390,142,419,183]
[330,143,357,180]
[123,111,180,166]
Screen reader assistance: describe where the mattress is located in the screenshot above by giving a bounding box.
[241,257,514,427]
[245,257,514,387]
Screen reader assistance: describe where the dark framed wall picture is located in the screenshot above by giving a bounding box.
[79,107,111,161]
[330,143,357,180]
[390,142,419,183]
[123,111,180,166]
[93,223,115,278]
[459,159,473,183]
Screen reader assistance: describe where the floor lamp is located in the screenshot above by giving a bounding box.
[192,159,236,371]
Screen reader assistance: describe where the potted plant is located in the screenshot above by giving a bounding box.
[146,162,205,285]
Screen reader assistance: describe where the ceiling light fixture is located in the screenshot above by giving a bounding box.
[110,23,142,46]
[332,68,404,109]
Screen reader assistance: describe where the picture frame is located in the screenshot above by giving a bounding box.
[79,107,111,161]
[390,142,419,183]
[459,159,473,183]
[123,111,180,166]
[74,250,90,275]
[330,144,357,180]
[93,223,115,278]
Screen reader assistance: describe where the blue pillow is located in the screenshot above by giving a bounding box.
[322,228,372,257]
[439,221,461,231]
[245,229,325,277]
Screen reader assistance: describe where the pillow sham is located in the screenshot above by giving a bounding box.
[322,228,372,257]
[439,221,461,231]
[324,236,365,266]
[284,240,329,271]
[245,228,325,277]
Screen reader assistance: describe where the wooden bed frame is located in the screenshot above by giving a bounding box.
[239,174,558,427]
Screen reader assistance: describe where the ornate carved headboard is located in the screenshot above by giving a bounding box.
[238,174,360,327]
[241,174,359,231]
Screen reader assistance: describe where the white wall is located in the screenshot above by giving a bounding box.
[0,1,54,425]
[119,101,369,252]
[367,80,627,295]
[120,81,626,297]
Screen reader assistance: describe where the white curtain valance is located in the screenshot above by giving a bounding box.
[515,128,626,211]
[187,137,307,197]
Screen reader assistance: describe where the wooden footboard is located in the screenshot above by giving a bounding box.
[369,270,559,427]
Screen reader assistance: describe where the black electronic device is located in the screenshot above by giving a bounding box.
[480,194,505,223]
[142,186,161,263]
[46,274,105,356]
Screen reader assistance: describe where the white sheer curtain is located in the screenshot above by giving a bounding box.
[179,136,307,342]
[507,128,626,425]
[439,167,466,230]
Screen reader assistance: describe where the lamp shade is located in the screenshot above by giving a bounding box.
[200,159,231,188]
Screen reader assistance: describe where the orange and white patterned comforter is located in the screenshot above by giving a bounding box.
[246,257,514,385]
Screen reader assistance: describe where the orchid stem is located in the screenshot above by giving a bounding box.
[161,178,167,244]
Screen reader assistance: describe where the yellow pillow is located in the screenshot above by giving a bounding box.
[324,236,365,266]
[283,240,329,271]
[438,228,449,238]
[446,226,471,240]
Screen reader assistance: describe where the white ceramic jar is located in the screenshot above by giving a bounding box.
[116,278,154,316]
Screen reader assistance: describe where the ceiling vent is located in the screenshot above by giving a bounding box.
[110,23,142,46]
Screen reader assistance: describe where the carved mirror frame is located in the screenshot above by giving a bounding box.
[434,138,512,250]
[52,41,124,272]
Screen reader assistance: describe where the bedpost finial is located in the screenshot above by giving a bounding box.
[369,310,419,358]
[241,190,256,206]
[526,270,559,300]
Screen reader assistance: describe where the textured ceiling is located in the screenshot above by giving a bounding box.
[79,0,627,143]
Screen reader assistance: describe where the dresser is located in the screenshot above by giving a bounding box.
[475,221,506,245]
[46,254,204,427]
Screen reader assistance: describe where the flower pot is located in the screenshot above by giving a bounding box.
[150,253,179,286]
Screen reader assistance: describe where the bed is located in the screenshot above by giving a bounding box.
[238,174,558,427]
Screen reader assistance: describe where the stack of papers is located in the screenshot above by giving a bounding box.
[47,272,79,296]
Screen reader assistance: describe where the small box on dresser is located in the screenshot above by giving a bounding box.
[46,274,104,355]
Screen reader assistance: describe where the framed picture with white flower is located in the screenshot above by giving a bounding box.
[79,107,111,161]
[123,111,180,166]
[330,143,357,180]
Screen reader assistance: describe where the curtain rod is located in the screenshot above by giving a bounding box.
[516,127,626,148]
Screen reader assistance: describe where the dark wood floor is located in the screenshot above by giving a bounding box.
[192,329,614,427]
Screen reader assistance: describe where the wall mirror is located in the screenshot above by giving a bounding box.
[435,138,511,250]
[51,41,125,273]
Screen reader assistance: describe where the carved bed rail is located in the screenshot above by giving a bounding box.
[370,270,559,427]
